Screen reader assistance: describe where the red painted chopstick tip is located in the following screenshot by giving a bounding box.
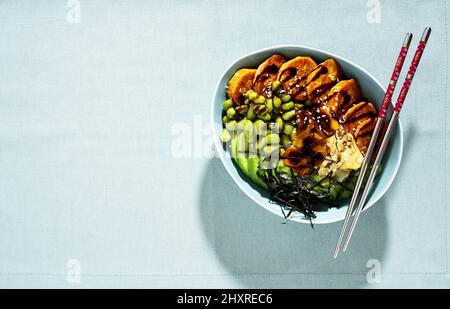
[394,27,431,112]
[378,33,412,119]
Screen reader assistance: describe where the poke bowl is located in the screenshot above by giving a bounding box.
[211,45,403,224]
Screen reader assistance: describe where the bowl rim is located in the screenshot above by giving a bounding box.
[211,44,403,224]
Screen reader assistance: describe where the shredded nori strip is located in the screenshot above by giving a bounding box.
[260,169,338,226]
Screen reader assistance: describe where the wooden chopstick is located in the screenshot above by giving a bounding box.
[342,27,432,253]
[333,33,413,258]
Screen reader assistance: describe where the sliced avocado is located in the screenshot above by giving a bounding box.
[248,156,268,189]
[231,133,238,158]
[232,133,249,176]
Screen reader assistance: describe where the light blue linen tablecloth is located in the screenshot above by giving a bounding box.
[0,0,448,288]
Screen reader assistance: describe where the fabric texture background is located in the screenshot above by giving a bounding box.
[0,0,448,288]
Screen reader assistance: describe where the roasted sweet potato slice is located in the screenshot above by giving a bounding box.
[343,101,377,154]
[355,118,376,138]
[344,102,376,136]
[227,68,256,105]
[305,59,342,104]
[253,54,286,97]
[277,56,317,101]
[342,101,376,123]
[325,79,361,117]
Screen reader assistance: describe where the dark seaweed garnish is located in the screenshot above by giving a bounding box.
[260,169,338,227]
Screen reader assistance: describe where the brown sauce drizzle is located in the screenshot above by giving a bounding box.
[312,107,333,136]
[309,81,338,103]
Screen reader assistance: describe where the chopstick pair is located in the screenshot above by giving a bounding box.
[334,27,432,258]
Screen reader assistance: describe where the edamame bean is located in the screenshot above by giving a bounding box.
[273,96,282,108]
[261,145,279,158]
[266,98,273,113]
[225,120,238,131]
[275,116,284,132]
[282,110,296,121]
[226,107,236,119]
[246,90,258,101]
[240,119,254,141]
[281,94,291,102]
[290,127,297,141]
[254,120,266,135]
[277,160,292,175]
[236,105,248,115]
[223,99,233,111]
[253,104,268,115]
[281,102,294,111]
[272,80,282,92]
[236,119,245,131]
[283,123,294,135]
[254,95,266,104]
[220,129,232,143]
[279,148,285,158]
[266,134,280,145]
[294,103,304,110]
[268,122,278,132]
[241,119,253,131]
[257,114,271,121]
[223,115,229,124]
[281,134,291,148]
[246,104,256,120]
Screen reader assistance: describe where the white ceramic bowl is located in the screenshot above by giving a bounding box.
[211,45,403,224]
